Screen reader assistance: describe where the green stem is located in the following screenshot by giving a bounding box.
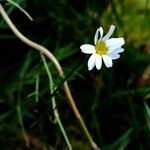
[17,104,29,147]
[41,54,72,150]
[35,72,39,103]
[6,0,33,20]
[79,117,99,150]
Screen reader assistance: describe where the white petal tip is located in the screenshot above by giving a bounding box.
[110,25,115,29]
[106,64,113,68]
[120,38,125,45]
[88,67,93,71]
[97,68,101,70]
[108,65,113,68]
[102,55,113,68]
[102,25,115,40]
[80,44,95,54]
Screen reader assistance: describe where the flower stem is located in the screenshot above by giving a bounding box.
[0,4,100,149]
[79,116,100,150]
[17,104,29,147]
[6,0,33,20]
[41,54,72,150]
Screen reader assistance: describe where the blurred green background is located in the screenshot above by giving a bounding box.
[0,0,150,149]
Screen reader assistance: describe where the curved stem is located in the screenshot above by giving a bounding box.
[0,4,100,149]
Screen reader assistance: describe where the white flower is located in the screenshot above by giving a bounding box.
[80,25,125,70]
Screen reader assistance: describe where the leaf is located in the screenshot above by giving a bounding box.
[102,128,133,150]
[54,44,78,61]
[143,99,150,131]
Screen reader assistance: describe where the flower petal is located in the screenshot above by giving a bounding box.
[102,25,115,41]
[106,38,125,51]
[88,54,96,70]
[80,44,95,54]
[94,27,103,44]
[102,55,113,68]
[115,48,124,53]
[95,54,102,70]
[108,52,120,60]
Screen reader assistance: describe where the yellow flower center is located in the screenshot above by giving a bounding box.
[95,41,107,55]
